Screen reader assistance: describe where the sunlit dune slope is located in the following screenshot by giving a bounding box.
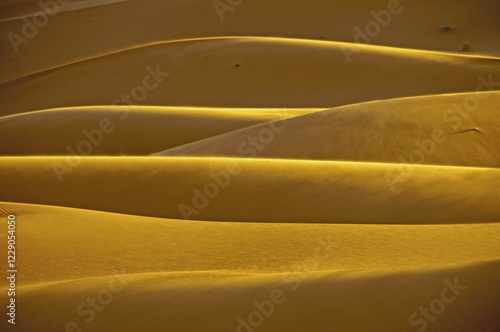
[1,202,499,285]
[1,37,500,115]
[0,106,319,155]
[1,0,500,82]
[13,261,500,332]
[0,157,499,223]
[1,0,499,331]
[0,202,499,331]
[156,91,500,168]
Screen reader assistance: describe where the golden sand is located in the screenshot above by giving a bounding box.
[0,0,499,331]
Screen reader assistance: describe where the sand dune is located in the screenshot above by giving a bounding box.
[156,91,500,167]
[1,201,499,284]
[1,0,499,331]
[14,261,499,332]
[1,202,499,331]
[0,0,129,22]
[0,106,318,155]
[2,37,500,115]
[2,0,500,82]
[1,157,499,223]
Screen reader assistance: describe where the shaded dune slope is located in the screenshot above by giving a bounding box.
[1,37,500,115]
[0,202,500,332]
[2,0,500,82]
[13,261,500,332]
[0,202,497,285]
[1,202,499,331]
[156,91,500,168]
[0,157,499,223]
[1,1,499,331]
[0,106,319,155]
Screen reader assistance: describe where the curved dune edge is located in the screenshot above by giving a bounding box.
[1,1,499,331]
[2,37,500,115]
[3,36,500,84]
[155,91,500,168]
[0,106,321,155]
[1,201,499,286]
[10,260,500,332]
[2,0,500,81]
[0,157,499,223]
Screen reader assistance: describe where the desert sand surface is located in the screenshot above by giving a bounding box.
[1,202,500,331]
[155,91,500,167]
[1,0,499,331]
[0,106,318,155]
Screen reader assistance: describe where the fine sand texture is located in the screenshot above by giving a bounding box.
[1,0,499,331]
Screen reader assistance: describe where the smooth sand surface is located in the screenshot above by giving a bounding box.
[0,202,499,331]
[2,0,500,80]
[0,0,499,331]
[0,106,319,155]
[2,37,500,115]
[1,157,500,223]
[155,91,500,167]
[1,203,500,332]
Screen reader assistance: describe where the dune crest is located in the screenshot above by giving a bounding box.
[1,0,499,331]
[1,157,499,223]
[155,91,500,168]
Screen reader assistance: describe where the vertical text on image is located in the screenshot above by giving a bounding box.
[6,214,17,325]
